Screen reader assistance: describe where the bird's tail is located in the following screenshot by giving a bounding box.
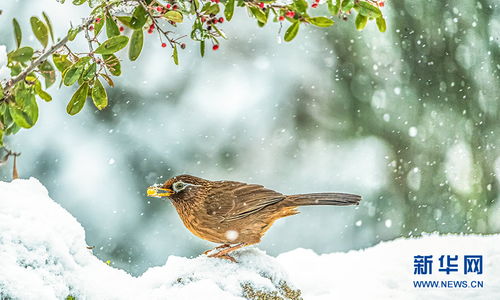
[283,193,361,207]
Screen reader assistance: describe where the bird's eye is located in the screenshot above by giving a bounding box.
[173,181,186,192]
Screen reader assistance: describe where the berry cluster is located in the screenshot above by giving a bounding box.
[154,3,178,13]
[147,23,155,34]
[201,15,225,25]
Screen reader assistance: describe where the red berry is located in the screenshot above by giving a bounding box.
[213,18,218,24]
[149,24,155,30]
[212,44,219,51]
[259,2,265,8]
[156,6,163,12]
[286,11,295,18]
[219,17,224,23]
[148,29,153,34]
[95,17,101,23]
[379,1,384,7]
[279,16,285,21]
[172,4,178,10]
[311,3,318,8]
[166,3,171,8]
[89,25,94,30]
[119,26,124,32]
[161,42,167,48]
[180,43,186,49]
[201,16,207,23]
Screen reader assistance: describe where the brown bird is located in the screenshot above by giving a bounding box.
[147,174,361,262]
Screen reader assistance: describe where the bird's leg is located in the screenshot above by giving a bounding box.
[207,242,248,262]
[202,243,231,255]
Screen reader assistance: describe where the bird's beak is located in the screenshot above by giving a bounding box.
[147,186,173,198]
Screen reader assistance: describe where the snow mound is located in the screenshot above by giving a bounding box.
[0,178,298,300]
[0,178,499,299]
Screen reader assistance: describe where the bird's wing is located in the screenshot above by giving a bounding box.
[204,181,285,222]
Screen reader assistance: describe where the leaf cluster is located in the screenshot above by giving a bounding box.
[0,0,386,146]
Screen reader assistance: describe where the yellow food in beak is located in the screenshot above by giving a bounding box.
[147,186,173,198]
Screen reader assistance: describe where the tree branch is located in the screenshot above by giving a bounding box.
[2,17,95,100]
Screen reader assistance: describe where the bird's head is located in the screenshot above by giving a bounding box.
[147,174,207,202]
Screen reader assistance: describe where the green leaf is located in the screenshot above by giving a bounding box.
[94,36,129,54]
[6,123,21,135]
[172,45,179,65]
[341,0,354,12]
[34,80,52,102]
[102,54,121,76]
[355,14,368,30]
[116,16,132,28]
[203,3,220,15]
[30,16,49,48]
[12,18,22,48]
[106,14,120,37]
[10,64,22,76]
[63,63,84,86]
[9,106,34,128]
[376,17,386,32]
[39,60,56,88]
[10,92,38,128]
[164,11,184,23]
[100,73,114,87]
[200,41,205,57]
[130,5,148,29]
[129,30,143,61]
[72,0,87,5]
[0,102,6,115]
[213,25,227,39]
[224,0,235,21]
[67,83,89,115]
[82,62,97,81]
[293,0,308,13]
[0,86,4,99]
[191,0,200,14]
[94,14,105,36]
[308,17,335,27]
[249,7,267,24]
[8,47,34,63]
[327,0,340,15]
[75,56,92,67]
[91,79,108,110]
[355,1,382,18]
[42,12,55,42]
[67,27,80,41]
[284,21,300,42]
[52,54,72,72]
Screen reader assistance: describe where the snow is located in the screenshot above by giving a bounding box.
[1,178,499,299]
[0,45,10,83]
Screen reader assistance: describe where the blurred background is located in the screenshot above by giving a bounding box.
[1,0,499,276]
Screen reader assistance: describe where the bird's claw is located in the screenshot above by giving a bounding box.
[203,244,230,255]
[208,253,237,263]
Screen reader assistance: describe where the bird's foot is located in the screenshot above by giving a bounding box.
[203,243,231,255]
[208,253,237,263]
[204,242,248,263]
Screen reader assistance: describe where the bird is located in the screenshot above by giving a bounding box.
[147,174,361,262]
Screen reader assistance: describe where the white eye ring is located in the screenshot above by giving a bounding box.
[172,181,187,192]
